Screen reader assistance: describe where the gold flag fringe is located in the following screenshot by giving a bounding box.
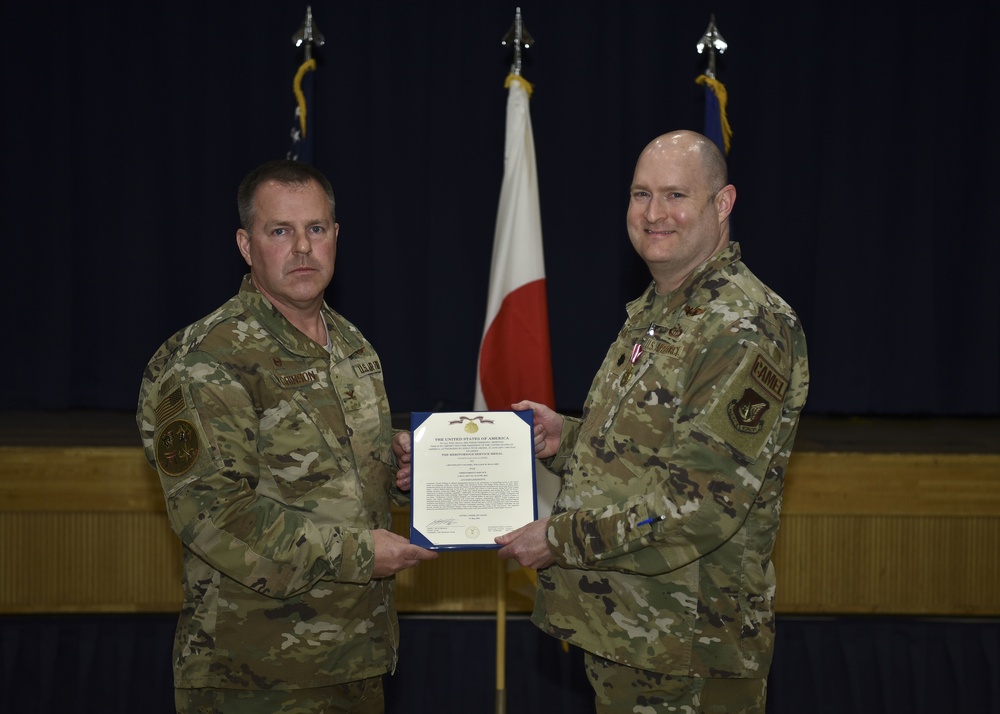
[293,58,317,137]
[504,73,534,97]
[695,74,733,154]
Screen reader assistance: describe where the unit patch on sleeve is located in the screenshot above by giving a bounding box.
[701,348,788,462]
[727,388,770,434]
[155,419,201,477]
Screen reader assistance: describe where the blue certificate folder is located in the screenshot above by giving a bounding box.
[409,410,538,551]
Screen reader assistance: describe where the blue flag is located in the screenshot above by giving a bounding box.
[696,74,731,155]
[288,58,316,164]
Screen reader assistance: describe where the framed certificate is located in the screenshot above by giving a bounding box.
[409,411,538,551]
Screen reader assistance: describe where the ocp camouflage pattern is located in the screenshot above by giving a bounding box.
[534,242,809,678]
[137,276,405,690]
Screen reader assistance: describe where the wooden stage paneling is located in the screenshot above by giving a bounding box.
[1,412,998,615]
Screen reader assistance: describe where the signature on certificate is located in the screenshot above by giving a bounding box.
[427,518,459,527]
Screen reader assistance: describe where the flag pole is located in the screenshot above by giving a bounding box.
[288,5,325,163]
[695,14,732,155]
[493,14,534,713]
[495,558,507,714]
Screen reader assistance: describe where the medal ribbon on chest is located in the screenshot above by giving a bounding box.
[622,323,655,383]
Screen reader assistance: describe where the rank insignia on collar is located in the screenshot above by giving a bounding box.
[727,388,770,434]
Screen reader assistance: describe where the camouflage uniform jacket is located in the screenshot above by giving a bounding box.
[137,275,403,690]
[533,242,809,678]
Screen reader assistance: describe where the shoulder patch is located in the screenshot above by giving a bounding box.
[155,419,201,477]
[700,347,788,462]
[154,386,185,426]
[727,388,770,433]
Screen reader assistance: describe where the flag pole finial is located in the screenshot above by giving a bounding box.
[696,14,727,79]
[293,5,325,62]
[501,7,534,76]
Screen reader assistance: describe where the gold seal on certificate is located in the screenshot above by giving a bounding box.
[409,411,538,551]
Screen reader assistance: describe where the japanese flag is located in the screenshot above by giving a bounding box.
[474,76,555,414]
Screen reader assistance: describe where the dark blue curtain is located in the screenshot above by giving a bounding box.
[1,0,998,417]
[2,614,998,713]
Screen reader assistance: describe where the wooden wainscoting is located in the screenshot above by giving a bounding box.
[1,445,998,615]
[773,451,1000,614]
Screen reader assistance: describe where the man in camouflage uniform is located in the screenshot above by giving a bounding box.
[495,131,810,713]
[137,160,437,714]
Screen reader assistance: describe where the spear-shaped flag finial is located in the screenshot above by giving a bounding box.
[293,5,325,62]
[696,14,727,80]
[695,14,732,154]
[501,7,534,77]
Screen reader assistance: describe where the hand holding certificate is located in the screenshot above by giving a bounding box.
[409,411,537,550]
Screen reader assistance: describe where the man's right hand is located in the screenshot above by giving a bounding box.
[371,529,437,578]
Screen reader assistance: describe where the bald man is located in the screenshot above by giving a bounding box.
[496,131,810,712]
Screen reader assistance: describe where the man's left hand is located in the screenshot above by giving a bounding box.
[495,517,555,570]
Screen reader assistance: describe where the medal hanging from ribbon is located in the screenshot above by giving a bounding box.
[622,324,655,383]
